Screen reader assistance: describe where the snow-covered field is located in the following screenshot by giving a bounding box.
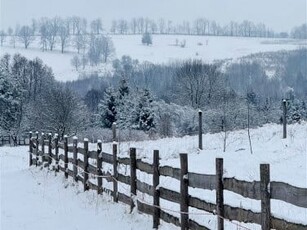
[1,122,306,229]
[1,35,305,81]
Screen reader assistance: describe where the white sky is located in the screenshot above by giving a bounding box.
[0,0,306,32]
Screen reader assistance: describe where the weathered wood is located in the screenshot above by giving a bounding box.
[198,110,203,150]
[189,196,215,213]
[159,187,181,204]
[118,192,131,206]
[113,143,118,202]
[137,199,154,216]
[29,132,33,166]
[77,147,85,155]
[136,160,154,174]
[271,181,307,208]
[112,122,117,141]
[118,173,130,185]
[67,146,74,152]
[88,150,97,159]
[48,133,52,166]
[88,180,98,191]
[216,158,224,230]
[160,209,181,227]
[159,165,181,180]
[224,204,261,225]
[130,147,137,212]
[73,137,78,182]
[77,159,84,169]
[87,163,97,175]
[223,178,261,200]
[180,153,189,230]
[58,142,64,150]
[271,215,307,230]
[41,133,45,162]
[283,99,287,139]
[188,172,215,190]
[54,135,59,172]
[137,179,153,196]
[97,141,102,195]
[117,157,130,165]
[59,154,64,161]
[153,150,160,229]
[35,133,39,166]
[189,219,210,230]
[101,152,114,164]
[83,139,89,191]
[260,164,271,230]
[64,136,68,178]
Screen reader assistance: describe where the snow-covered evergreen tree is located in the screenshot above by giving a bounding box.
[99,87,117,128]
[137,89,156,131]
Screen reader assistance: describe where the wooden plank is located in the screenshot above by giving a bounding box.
[118,173,130,185]
[88,181,98,191]
[97,141,102,195]
[159,187,181,204]
[136,179,153,196]
[136,160,154,174]
[88,150,97,159]
[130,148,137,212]
[260,164,270,230]
[67,146,74,152]
[160,210,181,227]
[189,219,210,230]
[58,142,64,150]
[59,154,64,161]
[189,172,215,190]
[113,143,118,202]
[118,192,131,206]
[137,200,154,215]
[216,158,224,230]
[224,178,261,200]
[83,139,89,191]
[101,152,113,164]
[271,181,307,208]
[159,166,181,180]
[189,196,215,213]
[87,163,97,175]
[271,216,307,230]
[118,157,130,166]
[224,204,261,225]
[77,147,85,155]
[78,159,84,170]
[153,150,160,229]
[73,137,78,182]
[180,153,189,230]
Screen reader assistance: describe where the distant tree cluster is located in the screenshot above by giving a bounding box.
[0,53,89,138]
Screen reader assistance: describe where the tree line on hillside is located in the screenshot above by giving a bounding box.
[1,49,306,141]
[0,16,306,52]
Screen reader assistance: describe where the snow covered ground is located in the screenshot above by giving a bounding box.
[1,35,305,81]
[1,122,306,229]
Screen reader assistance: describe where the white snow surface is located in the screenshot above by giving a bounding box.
[1,122,307,229]
[1,35,305,82]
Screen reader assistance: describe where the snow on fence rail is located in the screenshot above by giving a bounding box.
[28,132,307,230]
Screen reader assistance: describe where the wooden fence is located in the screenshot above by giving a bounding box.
[0,135,28,146]
[28,132,307,230]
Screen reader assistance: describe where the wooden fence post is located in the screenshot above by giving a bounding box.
[48,133,52,166]
[282,99,287,139]
[112,122,117,142]
[83,138,89,191]
[29,132,33,166]
[153,150,160,229]
[97,140,102,195]
[198,110,203,150]
[130,147,137,212]
[260,164,271,230]
[216,158,224,230]
[180,153,189,230]
[54,134,59,172]
[113,142,118,202]
[73,136,78,182]
[64,135,68,178]
[41,133,45,163]
[35,131,39,166]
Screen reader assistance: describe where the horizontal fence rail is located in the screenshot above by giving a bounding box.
[28,132,307,230]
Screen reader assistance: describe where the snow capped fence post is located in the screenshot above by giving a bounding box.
[153,150,160,229]
[35,131,39,166]
[130,147,137,213]
[216,158,224,230]
[112,122,117,142]
[29,132,33,166]
[113,142,118,202]
[48,133,52,166]
[73,136,78,182]
[64,135,68,179]
[180,153,189,230]
[282,99,287,139]
[83,138,89,191]
[198,110,203,150]
[97,140,103,195]
[260,164,271,230]
[41,133,45,163]
[54,134,59,172]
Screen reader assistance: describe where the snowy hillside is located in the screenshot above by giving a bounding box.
[1,122,306,229]
[1,35,305,81]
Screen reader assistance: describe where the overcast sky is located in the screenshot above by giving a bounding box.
[1,0,306,32]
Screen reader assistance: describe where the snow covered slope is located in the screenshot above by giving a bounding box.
[1,35,305,81]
